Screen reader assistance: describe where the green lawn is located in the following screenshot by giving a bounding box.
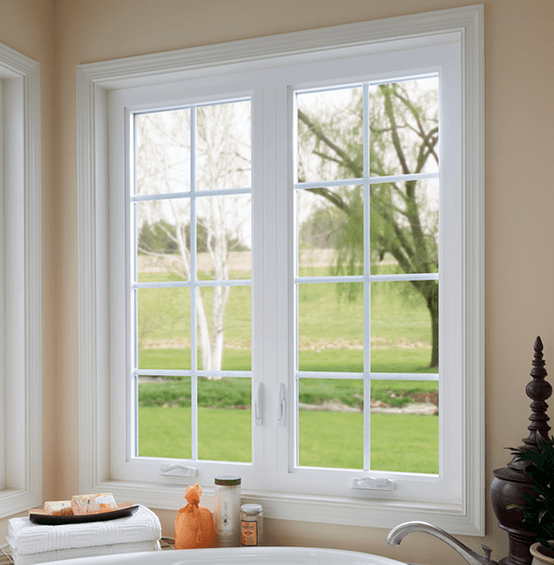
[138,406,438,473]
[299,410,438,473]
[137,271,438,374]
[138,346,437,374]
[137,274,251,344]
[136,268,439,472]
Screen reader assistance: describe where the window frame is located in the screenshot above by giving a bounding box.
[0,41,42,518]
[291,77,443,475]
[77,4,484,535]
[128,96,255,466]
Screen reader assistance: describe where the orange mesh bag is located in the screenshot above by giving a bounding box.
[174,483,218,549]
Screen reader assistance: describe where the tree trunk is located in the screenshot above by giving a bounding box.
[427,283,439,368]
[211,285,230,371]
[204,194,231,375]
[196,289,212,371]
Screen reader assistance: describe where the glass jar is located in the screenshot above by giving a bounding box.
[240,503,263,546]
[214,475,241,547]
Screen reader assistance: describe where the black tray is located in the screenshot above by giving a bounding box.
[29,504,138,525]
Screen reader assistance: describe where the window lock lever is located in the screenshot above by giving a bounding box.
[159,464,197,477]
[255,383,264,426]
[351,477,395,491]
[278,383,286,427]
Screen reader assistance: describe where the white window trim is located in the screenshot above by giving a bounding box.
[0,41,42,518]
[77,5,484,535]
[108,43,463,512]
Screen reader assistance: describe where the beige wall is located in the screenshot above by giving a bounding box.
[2,0,554,563]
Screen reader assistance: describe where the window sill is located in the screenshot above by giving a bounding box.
[89,479,483,536]
[0,488,42,520]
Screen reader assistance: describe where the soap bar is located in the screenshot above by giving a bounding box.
[44,500,73,516]
[71,493,118,515]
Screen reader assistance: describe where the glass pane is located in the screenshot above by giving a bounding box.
[196,194,251,281]
[197,286,251,372]
[198,377,251,462]
[135,108,191,195]
[297,185,363,277]
[370,179,438,274]
[298,378,363,469]
[196,100,251,191]
[138,376,192,459]
[136,198,191,282]
[137,287,191,370]
[370,281,437,373]
[298,282,363,373]
[369,77,439,177]
[297,86,363,183]
[371,379,438,473]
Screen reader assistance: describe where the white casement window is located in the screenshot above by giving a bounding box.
[78,5,484,534]
[0,42,42,517]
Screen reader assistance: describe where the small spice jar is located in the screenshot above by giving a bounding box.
[240,503,263,546]
[214,476,242,547]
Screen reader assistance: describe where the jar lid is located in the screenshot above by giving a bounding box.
[241,503,262,513]
[214,475,241,486]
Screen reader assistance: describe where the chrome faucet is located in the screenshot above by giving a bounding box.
[387,521,499,565]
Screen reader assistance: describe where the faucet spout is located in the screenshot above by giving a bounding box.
[387,521,498,565]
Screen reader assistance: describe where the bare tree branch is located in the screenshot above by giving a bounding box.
[298,109,363,178]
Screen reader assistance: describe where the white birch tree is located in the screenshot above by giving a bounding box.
[135,100,251,372]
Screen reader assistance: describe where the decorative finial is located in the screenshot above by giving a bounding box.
[525,336,551,445]
[508,336,552,472]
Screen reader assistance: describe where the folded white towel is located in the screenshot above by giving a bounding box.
[7,505,162,555]
[10,540,161,565]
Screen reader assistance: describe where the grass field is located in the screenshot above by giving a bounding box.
[137,272,438,374]
[138,346,436,374]
[136,267,439,472]
[137,376,439,473]
[138,406,438,473]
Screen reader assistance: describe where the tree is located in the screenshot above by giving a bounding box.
[297,80,440,367]
[138,219,179,255]
[135,101,251,372]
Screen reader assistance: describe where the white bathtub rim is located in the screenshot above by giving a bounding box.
[44,546,407,565]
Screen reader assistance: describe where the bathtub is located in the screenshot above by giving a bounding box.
[46,546,407,565]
